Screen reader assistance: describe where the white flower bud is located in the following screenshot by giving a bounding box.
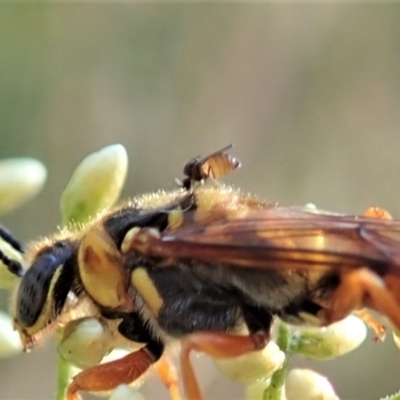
[290,315,366,360]
[393,330,400,350]
[285,369,339,400]
[304,203,317,210]
[214,341,285,384]
[60,144,128,224]
[58,317,113,369]
[0,158,46,215]
[380,390,400,400]
[0,311,23,357]
[109,385,146,400]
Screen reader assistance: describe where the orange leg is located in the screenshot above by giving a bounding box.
[355,207,394,338]
[66,348,155,400]
[155,356,182,400]
[322,268,400,332]
[363,206,392,220]
[180,331,268,400]
[354,309,386,341]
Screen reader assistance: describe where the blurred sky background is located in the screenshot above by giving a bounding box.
[1,4,400,400]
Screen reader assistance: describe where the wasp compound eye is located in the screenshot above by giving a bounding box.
[16,254,59,327]
[16,241,75,330]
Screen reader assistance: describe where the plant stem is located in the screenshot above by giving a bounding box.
[56,356,72,400]
[263,324,291,400]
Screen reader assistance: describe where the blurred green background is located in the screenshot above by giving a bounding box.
[1,4,400,400]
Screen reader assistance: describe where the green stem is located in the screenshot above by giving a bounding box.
[56,355,72,400]
[262,324,291,400]
[276,323,291,353]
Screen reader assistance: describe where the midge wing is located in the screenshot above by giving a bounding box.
[133,207,400,276]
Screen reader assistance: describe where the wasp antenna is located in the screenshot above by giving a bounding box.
[0,225,23,253]
[0,249,23,277]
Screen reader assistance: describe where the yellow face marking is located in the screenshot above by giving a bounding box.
[167,208,184,230]
[131,267,163,317]
[121,227,160,254]
[121,227,141,253]
[78,225,131,310]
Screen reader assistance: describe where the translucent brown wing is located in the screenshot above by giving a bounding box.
[136,207,400,277]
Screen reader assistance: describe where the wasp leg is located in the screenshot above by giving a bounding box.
[180,331,268,400]
[66,346,159,400]
[154,356,182,400]
[363,206,392,220]
[350,206,392,340]
[323,268,400,332]
[354,309,386,341]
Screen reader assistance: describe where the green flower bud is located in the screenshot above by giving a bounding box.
[285,369,339,400]
[0,158,46,215]
[289,315,366,360]
[214,341,285,384]
[109,385,146,400]
[58,317,113,369]
[60,144,128,224]
[0,311,23,357]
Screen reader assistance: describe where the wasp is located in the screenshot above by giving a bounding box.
[2,146,400,400]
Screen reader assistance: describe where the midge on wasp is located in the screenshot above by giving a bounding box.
[2,145,400,400]
[180,143,241,189]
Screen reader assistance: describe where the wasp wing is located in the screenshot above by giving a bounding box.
[137,207,400,276]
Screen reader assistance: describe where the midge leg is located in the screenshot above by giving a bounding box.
[180,331,268,400]
[66,344,162,400]
[322,268,400,332]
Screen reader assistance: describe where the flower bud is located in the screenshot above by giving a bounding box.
[393,330,400,350]
[58,317,113,369]
[285,369,339,400]
[214,341,285,384]
[380,390,400,400]
[290,315,366,360]
[0,158,46,215]
[0,311,23,357]
[60,144,128,224]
